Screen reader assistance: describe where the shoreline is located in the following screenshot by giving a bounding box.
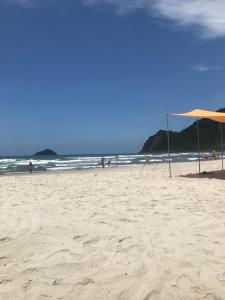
[0,152,222,175]
[0,158,223,178]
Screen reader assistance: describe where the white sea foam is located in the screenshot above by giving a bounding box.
[14,161,30,166]
[118,160,132,164]
[80,162,99,165]
[50,159,81,164]
[14,160,49,166]
[118,157,135,161]
[151,159,164,162]
[31,160,50,165]
[75,156,102,161]
[55,164,74,167]
[47,166,77,171]
[80,166,102,169]
[119,154,146,158]
[47,165,101,171]
[54,162,99,167]
[0,159,16,163]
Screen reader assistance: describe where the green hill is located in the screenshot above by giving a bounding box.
[140,108,225,153]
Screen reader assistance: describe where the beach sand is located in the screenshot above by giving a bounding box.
[1,160,225,300]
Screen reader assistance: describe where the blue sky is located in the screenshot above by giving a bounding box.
[1,0,225,155]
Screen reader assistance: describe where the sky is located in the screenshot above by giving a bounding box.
[1,0,225,155]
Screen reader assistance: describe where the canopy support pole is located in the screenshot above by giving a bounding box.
[197,117,201,173]
[166,114,172,178]
[220,123,224,171]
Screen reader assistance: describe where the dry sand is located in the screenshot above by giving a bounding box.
[1,160,225,300]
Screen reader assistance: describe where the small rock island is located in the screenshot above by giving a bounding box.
[33,149,58,156]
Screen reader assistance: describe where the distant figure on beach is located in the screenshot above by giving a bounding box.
[101,157,105,168]
[203,154,209,160]
[115,154,118,166]
[29,161,33,173]
[212,150,217,160]
[108,160,111,167]
[145,156,150,164]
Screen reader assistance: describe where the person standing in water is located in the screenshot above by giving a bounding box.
[101,157,105,168]
[29,161,33,173]
[146,156,150,164]
[115,154,118,166]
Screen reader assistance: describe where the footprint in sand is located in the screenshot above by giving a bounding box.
[23,280,32,290]
[0,258,8,267]
[118,236,131,243]
[76,277,94,286]
[117,218,137,223]
[0,237,11,242]
[52,279,62,286]
[191,287,221,300]
[22,267,42,275]
[142,289,161,300]
[0,278,12,285]
[73,234,86,240]
[217,273,225,284]
[39,294,53,299]
[83,238,99,248]
[0,256,7,261]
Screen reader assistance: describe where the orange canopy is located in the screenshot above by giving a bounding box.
[170,109,225,123]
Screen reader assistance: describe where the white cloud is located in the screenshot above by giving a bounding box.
[3,0,225,38]
[191,64,224,72]
[83,0,225,39]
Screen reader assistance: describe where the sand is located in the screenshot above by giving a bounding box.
[1,160,225,300]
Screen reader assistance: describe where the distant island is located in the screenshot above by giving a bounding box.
[33,149,58,156]
[140,108,225,153]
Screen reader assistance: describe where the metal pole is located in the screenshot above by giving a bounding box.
[196,117,201,173]
[166,114,172,178]
[220,123,224,171]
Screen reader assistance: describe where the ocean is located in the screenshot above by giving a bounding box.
[0,152,213,174]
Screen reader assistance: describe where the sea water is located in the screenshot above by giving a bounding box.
[0,152,215,174]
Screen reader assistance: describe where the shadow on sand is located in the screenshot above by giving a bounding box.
[181,170,225,181]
